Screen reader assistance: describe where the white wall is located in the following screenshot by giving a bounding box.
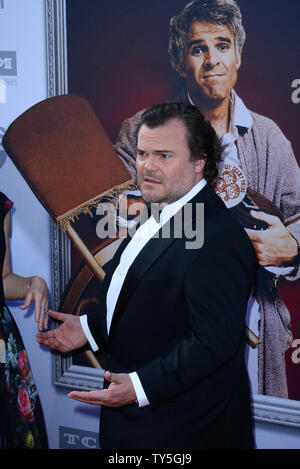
[1,0,300,450]
[0,0,100,449]
[255,421,300,449]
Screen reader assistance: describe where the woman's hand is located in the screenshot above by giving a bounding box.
[2,212,50,331]
[20,276,49,331]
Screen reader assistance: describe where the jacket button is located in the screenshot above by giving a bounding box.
[107,353,112,359]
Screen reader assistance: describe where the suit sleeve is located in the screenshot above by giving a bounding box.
[136,226,255,408]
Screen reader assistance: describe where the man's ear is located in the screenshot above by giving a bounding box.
[194,156,206,176]
[177,61,187,78]
[236,49,242,70]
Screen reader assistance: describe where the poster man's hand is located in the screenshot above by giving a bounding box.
[36,310,87,352]
[245,211,298,266]
[68,371,137,407]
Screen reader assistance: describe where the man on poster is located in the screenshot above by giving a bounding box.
[37,102,255,449]
[114,0,300,398]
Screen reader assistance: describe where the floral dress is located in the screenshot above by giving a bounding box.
[0,192,48,449]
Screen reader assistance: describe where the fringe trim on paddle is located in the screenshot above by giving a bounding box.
[57,179,139,232]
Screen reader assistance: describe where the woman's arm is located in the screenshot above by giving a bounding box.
[2,212,49,331]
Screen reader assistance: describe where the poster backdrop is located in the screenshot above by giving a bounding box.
[1,0,299,449]
[66,0,300,400]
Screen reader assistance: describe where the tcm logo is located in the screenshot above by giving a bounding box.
[59,426,99,449]
[0,52,17,76]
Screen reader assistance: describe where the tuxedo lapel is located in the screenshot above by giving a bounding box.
[107,183,217,339]
[101,205,150,294]
[98,234,132,339]
[108,222,177,339]
[101,235,132,293]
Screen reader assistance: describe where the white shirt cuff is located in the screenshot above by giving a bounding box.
[129,372,150,407]
[264,265,294,275]
[79,314,99,352]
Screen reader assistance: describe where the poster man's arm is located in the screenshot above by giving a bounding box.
[245,212,298,267]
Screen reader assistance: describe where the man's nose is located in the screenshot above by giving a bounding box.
[204,47,220,68]
[144,155,158,171]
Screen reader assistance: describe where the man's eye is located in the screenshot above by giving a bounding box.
[160,154,171,159]
[137,151,147,158]
[191,46,203,55]
[218,43,229,51]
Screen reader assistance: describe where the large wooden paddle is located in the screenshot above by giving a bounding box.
[2,94,135,282]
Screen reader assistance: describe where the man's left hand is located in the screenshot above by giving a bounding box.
[68,371,137,407]
[245,211,298,266]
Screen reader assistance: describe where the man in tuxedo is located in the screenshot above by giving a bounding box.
[37,102,255,449]
[114,0,300,399]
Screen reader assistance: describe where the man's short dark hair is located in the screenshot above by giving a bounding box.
[168,0,246,74]
[137,102,221,183]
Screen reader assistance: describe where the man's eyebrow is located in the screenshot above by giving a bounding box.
[217,36,232,44]
[153,149,174,154]
[187,36,232,49]
[137,148,175,154]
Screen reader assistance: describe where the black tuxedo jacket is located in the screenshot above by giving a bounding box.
[87,183,256,449]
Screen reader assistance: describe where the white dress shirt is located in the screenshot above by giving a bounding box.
[80,178,207,406]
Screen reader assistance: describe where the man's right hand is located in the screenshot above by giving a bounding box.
[36,310,87,352]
